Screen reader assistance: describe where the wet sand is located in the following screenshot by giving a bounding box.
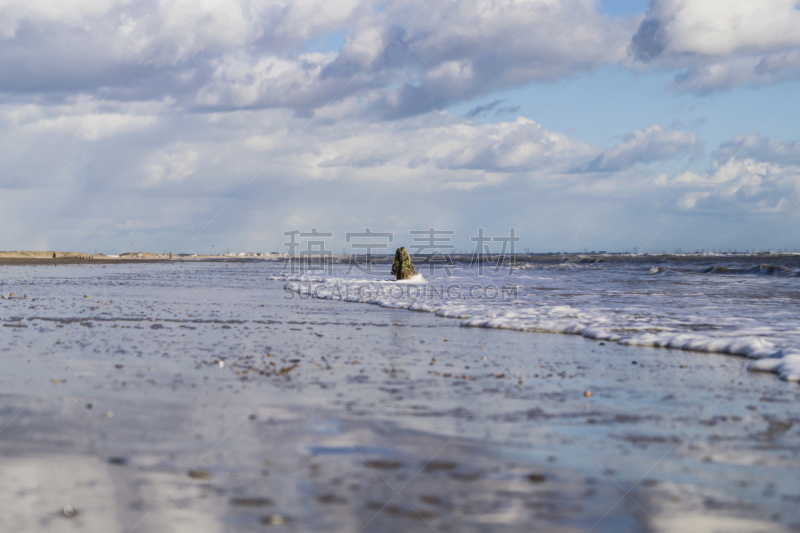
[0,262,798,532]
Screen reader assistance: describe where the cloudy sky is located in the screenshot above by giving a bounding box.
[1,0,799,254]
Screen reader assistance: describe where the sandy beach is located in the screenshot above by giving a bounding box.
[0,261,797,532]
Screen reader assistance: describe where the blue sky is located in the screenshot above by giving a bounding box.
[0,0,799,254]
[600,0,649,17]
[452,69,800,150]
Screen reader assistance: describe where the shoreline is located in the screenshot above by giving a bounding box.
[0,256,286,265]
[0,249,796,267]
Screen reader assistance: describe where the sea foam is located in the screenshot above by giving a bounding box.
[268,260,800,381]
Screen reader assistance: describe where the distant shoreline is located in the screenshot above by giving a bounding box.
[0,257,287,265]
[0,250,794,266]
[0,251,288,265]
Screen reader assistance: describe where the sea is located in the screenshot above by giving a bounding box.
[271,252,800,381]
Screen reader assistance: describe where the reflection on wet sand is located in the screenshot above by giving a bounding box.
[0,262,797,531]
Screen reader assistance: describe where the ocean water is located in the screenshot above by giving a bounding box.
[271,253,800,381]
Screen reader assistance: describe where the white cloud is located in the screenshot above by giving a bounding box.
[0,0,123,39]
[362,0,635,117]
[574,125,700,172]
[0,0,635,117]
[714,132,800,166]
[0,79,759,254]
[636,0,800,57]
[630,0,800,93]
[663,135,800,213]
[675,159,796,213]
[145,147,199,187]
[76,113,156,141]
[201,51,340,108]
[270,115,598,187]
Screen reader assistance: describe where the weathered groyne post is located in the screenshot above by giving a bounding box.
[391,247,415,280]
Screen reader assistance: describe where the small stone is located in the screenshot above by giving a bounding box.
[230,497,273,507]
[391,247,415,280]
[262,514,285,526]
[188,469,211,479]
[63,505,75,517]
[106,411,114,418]
[584,391,592,397]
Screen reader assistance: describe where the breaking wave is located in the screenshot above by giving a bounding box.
[269,264,800,382]
[701,264,798,276]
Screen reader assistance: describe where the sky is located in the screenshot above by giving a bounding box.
[1,0,800,255]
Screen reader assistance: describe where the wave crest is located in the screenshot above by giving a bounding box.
[701,263,797,276]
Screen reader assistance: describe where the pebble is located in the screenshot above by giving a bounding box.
[63,505,74,517]
[263,514,285,526]
[584,391,592,397]
[188,469,211,479]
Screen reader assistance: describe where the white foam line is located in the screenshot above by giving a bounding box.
[269,273,800,382]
